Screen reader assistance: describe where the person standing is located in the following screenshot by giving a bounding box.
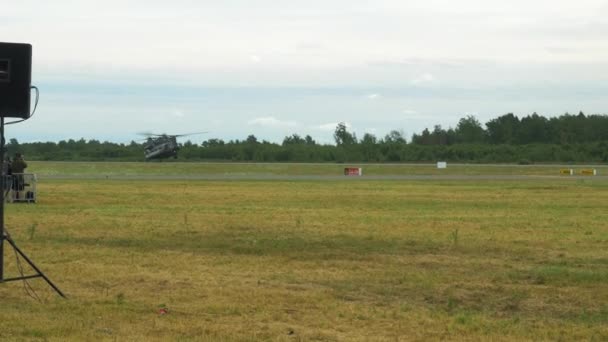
[11,153,27,199]
[2,156,11,197]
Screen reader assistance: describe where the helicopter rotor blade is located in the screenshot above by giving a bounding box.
[137,132,165,137]
[172,132,209,138]
[137,131,208,139]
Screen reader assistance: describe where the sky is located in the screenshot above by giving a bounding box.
[3,0,608,144]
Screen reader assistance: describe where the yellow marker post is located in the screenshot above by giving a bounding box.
[560,169,573,175]
[580,169,597,176]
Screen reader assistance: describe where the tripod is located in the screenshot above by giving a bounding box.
[0,117,65,298]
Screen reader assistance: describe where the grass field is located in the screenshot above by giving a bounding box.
[0,162,607,340]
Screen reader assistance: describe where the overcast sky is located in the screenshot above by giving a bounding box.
[3,0,608,144]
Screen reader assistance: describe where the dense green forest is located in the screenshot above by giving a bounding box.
[7,112,608,163]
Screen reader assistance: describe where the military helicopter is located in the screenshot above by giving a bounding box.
[139,132,207,161]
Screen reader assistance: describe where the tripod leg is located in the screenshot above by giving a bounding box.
[4,236,66,298]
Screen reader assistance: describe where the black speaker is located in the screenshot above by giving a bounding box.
[0,42,32,119]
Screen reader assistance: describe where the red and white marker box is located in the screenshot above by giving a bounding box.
[344,167,362,176]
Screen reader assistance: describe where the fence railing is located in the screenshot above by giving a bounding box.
[3,173,36,203]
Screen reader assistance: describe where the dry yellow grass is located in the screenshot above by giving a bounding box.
[0,176,607,340]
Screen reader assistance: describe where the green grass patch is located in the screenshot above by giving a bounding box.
[0,165,607,340]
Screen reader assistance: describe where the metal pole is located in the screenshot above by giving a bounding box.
[0,116,4,281]
[0,118,65,297]
[3,234,66,297]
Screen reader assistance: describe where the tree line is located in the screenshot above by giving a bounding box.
[411,112,608,145]
[7,112,608,163]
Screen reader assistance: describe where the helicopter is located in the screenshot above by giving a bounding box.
[139,132,207,161]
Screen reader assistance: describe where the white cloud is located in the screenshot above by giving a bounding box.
[12,0,608,76]
[248,116,297,127]
[316,122,351,131]
[401,109,430,120]
[317,123,338,131]
[171,109,185,118]
[411,73,435,86]
[367,93,381,100]
[250,55,261,63]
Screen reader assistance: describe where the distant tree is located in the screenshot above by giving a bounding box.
[486,113,519,144]
[361,133,377,145]
[383,130,407,144]
[412,128,433,145]
[359,133,378,161]
[202,138,225,147]
[516,113,549,144]
[334,122,357,145]
[455,116,485,143]
[246,135,259,144]
[430,125,448,145]
[282,134,306,145]
[304,135,316,145]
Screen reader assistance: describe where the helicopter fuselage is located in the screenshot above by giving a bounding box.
[140,131,206,161]
[144,136,179,161]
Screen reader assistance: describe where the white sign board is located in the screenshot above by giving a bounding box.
[437,161,447,169]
